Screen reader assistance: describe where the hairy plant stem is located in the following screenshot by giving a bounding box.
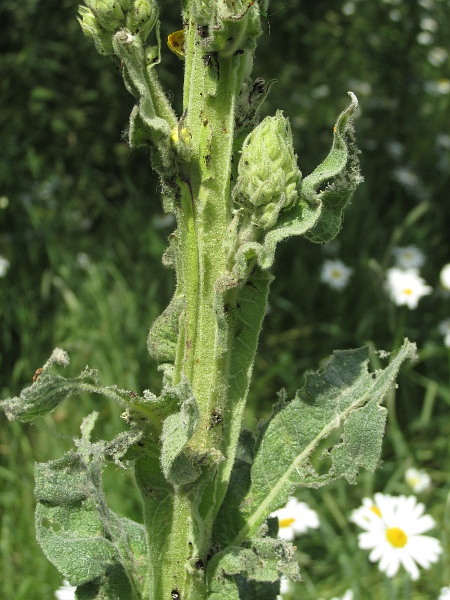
[156,19,255,600]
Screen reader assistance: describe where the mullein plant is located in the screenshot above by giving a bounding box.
[1,1,417,598]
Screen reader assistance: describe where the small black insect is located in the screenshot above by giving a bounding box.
[171,590,180,600]
[194,559,205,571]
[209,409,223,429]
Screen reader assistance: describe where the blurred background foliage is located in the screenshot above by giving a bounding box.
[1,0,449,597]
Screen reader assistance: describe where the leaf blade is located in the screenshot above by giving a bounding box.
[233,339,416,543]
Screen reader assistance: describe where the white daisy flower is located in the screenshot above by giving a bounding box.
[385,268,432,309]
[440,263,450,291]
[405,467,431,493]
[417,31,433,45]
[331,590,354,600]
[438,319,450,348]
[428,47,448,67]
[392,246,425,270]
[55,580,76,600]
[271,497,320,541]
[350,494,385,530]
[276,576,290,599]
[420,17,438,32]
[439,586,450,600]
[0,255,10,278]
[353,495,442,580]
[320,259,353,291]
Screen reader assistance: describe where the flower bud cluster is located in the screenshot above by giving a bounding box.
[78,0,158,55]
[232,111,301,229]
[192,0,262,56]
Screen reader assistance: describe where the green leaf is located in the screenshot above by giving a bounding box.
[34,413,147,596]
[213,429,255,546]
[160,377,202,486]
[134,456,174,598]
[206,268,272,518]
[75,564,136,599]
[232,339,416,543]
[147,292,184,364]
[234,577,280,600]
[112,30,173,171]
[0,348,135,422]
[206,538,300,599]
[303,92,362,243]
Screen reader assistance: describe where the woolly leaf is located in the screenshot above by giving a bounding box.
[206,538,300,599]
[34,413,146,596]
[303,92,362,243]
[160,377,201,485]
[0,349,142,423]
[147,292,184,364]
[232,339,416,543]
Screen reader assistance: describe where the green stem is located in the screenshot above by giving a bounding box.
[159,19,250,599]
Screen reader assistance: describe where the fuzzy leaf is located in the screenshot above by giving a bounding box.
[134,456,174,598]
[232,339,416,542]
[147,292,184,364]
[303,92,362,243]
[112,30,174,175]
[213,429,255,546]
[0,349,138,422]
[206,537,300,600]
[75,564,136,600]
[35,413,146,595]
[160,377,201,485]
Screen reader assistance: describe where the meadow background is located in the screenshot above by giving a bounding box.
[1,0,450,598]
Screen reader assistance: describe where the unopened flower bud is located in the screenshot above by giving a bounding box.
[232,111,301,228]
[84,0,125,32]
[77,5,115,54]
[126,0,159,43]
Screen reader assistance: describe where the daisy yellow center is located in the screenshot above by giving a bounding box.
[402,288,413,295]
[332,269,342,279]
[386,527,408,548]
[279,517,295,528]
[370,505,382,517]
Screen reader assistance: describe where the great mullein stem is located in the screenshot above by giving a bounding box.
[161,15,261,598]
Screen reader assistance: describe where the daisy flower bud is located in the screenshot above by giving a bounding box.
[232,112,301,229]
